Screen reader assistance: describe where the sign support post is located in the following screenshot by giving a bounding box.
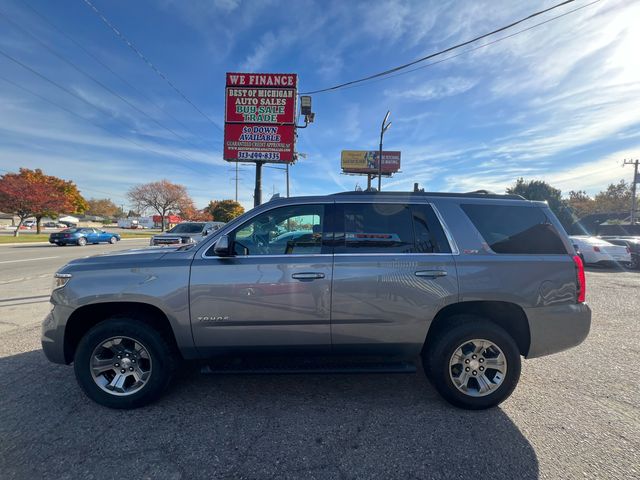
[254,161,264,207]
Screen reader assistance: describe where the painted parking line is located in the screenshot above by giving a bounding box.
[0,256,59,265]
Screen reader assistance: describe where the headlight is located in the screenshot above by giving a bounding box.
[53,273,72,290]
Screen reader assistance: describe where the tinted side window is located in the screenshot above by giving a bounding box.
[412,204,452,253]
[461,204,568,254]
[336,203,414,253]
[230,204,325,256]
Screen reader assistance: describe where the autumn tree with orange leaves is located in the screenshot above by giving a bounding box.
[128,180,192,231]
[0,168,87,236]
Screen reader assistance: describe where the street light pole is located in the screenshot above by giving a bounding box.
[286,163,290,198]
[624,159,639,224]
[378,110,391,191]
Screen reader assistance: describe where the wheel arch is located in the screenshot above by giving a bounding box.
[424,301,531,357]
[64,301,182,364]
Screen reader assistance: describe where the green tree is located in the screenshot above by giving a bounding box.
[566,190,596,219]
[507,178,574,229]
[205,200,245,223]
[593,180,636,214]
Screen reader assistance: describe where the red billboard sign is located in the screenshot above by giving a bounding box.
[224,72,297,164]
[223,123,295,163]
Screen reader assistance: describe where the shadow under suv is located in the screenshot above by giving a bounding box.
[42,191,591,410]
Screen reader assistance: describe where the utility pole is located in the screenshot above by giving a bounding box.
[624,158,639,224]
[378,110,391,192]
[235,161,239,202]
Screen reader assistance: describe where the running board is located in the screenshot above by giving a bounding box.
[200,358,417,375]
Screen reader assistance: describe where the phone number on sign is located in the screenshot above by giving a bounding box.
[237,151,281,160]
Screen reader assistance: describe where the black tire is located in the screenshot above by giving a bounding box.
[109,236,118,244]
[77,237,87,246]
[630,254,639,270]
[74,318,177,409]
[423,315,521,410]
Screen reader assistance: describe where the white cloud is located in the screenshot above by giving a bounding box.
[385,77,477,101]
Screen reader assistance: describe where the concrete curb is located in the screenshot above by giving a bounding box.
[0,238,150,247]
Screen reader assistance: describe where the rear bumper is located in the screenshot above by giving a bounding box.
[525,302,591,358]
[49,239,75,245]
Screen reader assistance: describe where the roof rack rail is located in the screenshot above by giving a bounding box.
[331,191,525,200]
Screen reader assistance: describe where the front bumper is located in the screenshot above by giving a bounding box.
[525,302,591,358]
[41,305,74,364]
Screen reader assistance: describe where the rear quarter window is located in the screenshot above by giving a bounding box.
[461,204,568,254]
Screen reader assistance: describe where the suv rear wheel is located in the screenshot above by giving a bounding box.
[74,318,176,409]
[423,316,521,410]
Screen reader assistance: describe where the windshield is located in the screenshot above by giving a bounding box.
[167,223,204,234]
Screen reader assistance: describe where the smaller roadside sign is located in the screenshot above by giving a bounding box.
[341,150,401,174]
[224,124,295,163]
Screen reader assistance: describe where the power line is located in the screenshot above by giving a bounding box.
[0,70,207,178]
[0,7,213,162]
[21,0,219,146]
[332,0,602,93]
[301,0,579,95]
[81,0,223,132]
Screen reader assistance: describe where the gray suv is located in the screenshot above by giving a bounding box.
[42,192,591,410]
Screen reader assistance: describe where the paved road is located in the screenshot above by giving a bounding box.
[0,240,150,334]
[0,247,638,479]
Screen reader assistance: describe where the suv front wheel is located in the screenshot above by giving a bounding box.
[423,316,521,410]
[74,318,176,409]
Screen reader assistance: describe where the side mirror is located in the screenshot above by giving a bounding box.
[203,228,213,236]
[213,235,232,257]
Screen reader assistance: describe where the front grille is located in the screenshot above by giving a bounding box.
[153,237,181,245]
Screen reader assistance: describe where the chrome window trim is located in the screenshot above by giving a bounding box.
[203,252,455,260]
[202,253,333,259]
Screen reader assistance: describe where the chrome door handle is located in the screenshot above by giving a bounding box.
[415,270,447,278]
[292,272,325,280]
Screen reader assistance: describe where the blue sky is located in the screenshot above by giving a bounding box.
[0,0,638,210]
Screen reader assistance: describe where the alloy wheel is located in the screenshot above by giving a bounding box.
[90,336,152,396]
[449,338,507,397]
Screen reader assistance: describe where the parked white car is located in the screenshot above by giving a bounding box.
[570,236,631,266]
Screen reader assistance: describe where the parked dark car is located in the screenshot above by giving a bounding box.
[49,228,121,246]
[601,236,640,269]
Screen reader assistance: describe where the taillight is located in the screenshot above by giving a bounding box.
[573,255,586,303]
[626,247,630,254]
[593,246,600,252]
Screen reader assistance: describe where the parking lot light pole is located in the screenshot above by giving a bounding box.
[378,111,391,191]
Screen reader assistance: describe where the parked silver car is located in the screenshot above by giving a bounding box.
[149,221,224,246]
[42,192,591,409]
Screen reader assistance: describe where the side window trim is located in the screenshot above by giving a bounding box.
[429,203,459,255]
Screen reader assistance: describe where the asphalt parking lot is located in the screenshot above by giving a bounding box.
[0,243,638,479]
